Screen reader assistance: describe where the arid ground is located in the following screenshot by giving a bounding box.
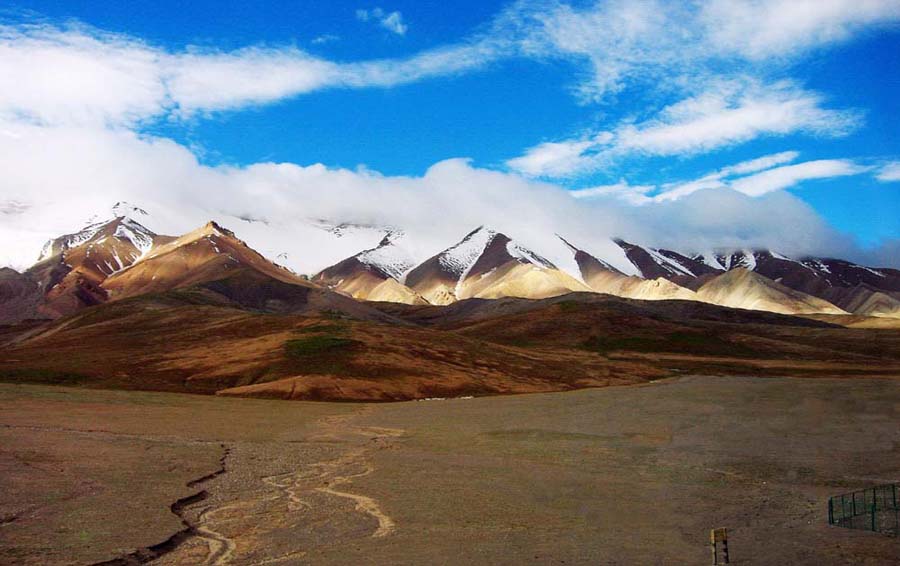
[1,375,899,565]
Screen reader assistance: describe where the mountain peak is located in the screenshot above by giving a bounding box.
[111,201,149,219]
[36,215,158,265]
[200,220,236,238]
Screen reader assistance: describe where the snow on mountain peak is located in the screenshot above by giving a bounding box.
[437,226,497,279]
[37,220,109,262]
[507,240,555,269]
[111,201,149,219]
[356,230,417,280]
[114,218,156,256]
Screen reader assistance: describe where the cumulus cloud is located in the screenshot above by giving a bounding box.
[0,122,879,272]
[508,81,861,177]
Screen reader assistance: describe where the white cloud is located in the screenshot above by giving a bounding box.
[311,34,339,45]
[729,159,869,196]
[618,82,860,156]
[357,7,408,36]
[506,137,600,177]
[0,121,869,272]
[0,23,509,122]
[571,152,867,204]
[508,81,860,178]
[380,12,408,36]
[518,0,900,102]
[660,155,868,201]
[701,0,900,60]
[0,5,896,270]
[0,25,166,127]
[2,0,896,125]
[570,181,654,205]
[654,151,801,201]
[166,47,341,114]
[875,161,900,181]
[719,150,800,176]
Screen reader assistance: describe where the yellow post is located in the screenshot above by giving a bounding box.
[710,527,729,564]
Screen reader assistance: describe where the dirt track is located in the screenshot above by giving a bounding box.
[1,376,899,565]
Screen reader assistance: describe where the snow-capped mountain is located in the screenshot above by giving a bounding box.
[563,238,696,302]
[3,203,900,322]
[402,227,589,305]
[22,213,174,318]
[319,226,900,317]
[313,231,425,305]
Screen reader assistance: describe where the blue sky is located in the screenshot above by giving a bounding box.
[0,0,898,262]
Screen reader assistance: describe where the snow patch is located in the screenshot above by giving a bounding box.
[438,227,496,279]
[506,241,555,269]
[642,246,695,277]
[114,218,155,257]
[356,231,416,279]
[694,252,726,271]
[735,250,757,271]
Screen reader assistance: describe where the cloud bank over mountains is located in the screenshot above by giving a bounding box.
[0,0,898,270]
[0,122,868,272]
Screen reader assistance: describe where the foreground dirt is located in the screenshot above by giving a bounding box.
[1,376,899,565]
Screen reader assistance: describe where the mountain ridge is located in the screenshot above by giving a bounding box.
[3,206,899,323]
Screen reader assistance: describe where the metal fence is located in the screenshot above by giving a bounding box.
[828,484,899,536]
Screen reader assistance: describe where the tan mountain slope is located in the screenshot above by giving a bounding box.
[103,221,310,300]
[313,233,425,305]
[404,227,589,304]
[459,260,591,300]
[819,284,900,318]
[314,261,426,305]
[364,277,428,304]
[696,268,846,315]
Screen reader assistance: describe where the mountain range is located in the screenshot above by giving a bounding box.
[2,204,899,325]
[1,204,899,401]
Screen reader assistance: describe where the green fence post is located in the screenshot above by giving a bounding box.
[871,494,877,532]
[828,498,834,525]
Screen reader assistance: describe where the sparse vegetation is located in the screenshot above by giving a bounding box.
[294,323,348,335]
[281,335,363,375]
[580,331,757,357]
[285,336,358,357]
[557,300,584,313]
[0,369,88,386]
